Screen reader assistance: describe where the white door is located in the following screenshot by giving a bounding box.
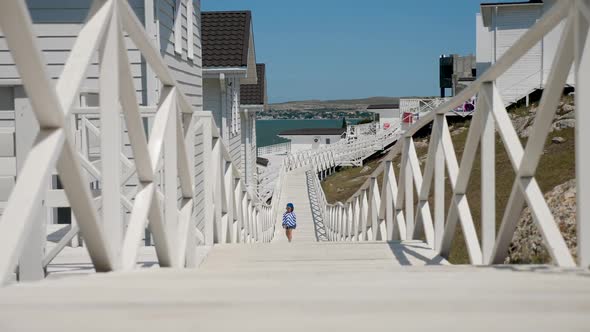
[312,136,320,150]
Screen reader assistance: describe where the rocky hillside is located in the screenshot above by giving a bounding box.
[506,96,577,264]
[507,179,576,264]
[269,96,400,112]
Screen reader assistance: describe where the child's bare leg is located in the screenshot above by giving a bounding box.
[286,229,293,242]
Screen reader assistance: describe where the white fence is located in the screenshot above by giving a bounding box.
[319,1,590,267]
[257,142,291,156]
[347,122,377,138]
[0,0,276,285]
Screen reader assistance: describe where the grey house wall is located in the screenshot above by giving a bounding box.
[0,0,205,229]
[0,87,15,216]
[156,0,203,109]
[155,0,205,236]
[203,75,243,185]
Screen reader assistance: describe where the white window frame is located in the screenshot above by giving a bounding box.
[186,0,194,60]
[174,0,183,55]
[231,85,239,135]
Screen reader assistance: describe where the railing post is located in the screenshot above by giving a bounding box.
[382,161,394,241]
[164,92,179,261]
[338,205,344,240]
[241,191,249,242]
[202,119,214,246]
[100,8,123,260]
[353,196,361,241]
[223,161,234,244]
[234,178,243,244]
[211,139,223,243]
[434,115,445,251]
[481,88,496,263]
[575,2,590,267]
[346,203,353,241]
[360,189,369,241]
[14,86,46,281]
[368,177,380,241]
[402,136,414,240]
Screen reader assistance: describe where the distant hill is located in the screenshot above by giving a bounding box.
[273,96,399,106]
[270,96,402,112]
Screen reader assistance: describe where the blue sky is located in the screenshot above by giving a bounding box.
[202,0,484,103]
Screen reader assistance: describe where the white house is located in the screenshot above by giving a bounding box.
[367,104,400,131]
[240,63,267,188]
[202,11,259,188]
[476,0,574,106]
[278,128,346,154]
[0,0,205,225]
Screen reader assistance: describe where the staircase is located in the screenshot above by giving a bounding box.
[2,240,590,331]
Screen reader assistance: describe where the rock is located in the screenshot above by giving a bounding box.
[414,141,429,149]
[452,127,467,136]
[562,104,575,113]
[512,114,534,137]
[520,126,534,138]
[529,106,538,114]
[552,136,566,144]
[336,188,345,193]
[558,111,575,120]
[553,119,576,130]
[360,166,372,174]
[506,180,577,264]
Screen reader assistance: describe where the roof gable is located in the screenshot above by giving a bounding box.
[202,11,252,68]
[367,104,400,110]
[241,64,266,106]
[279,128,347,136]
[480,1,543,27]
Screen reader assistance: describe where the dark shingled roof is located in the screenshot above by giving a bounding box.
[481,0,542,6]
[241,64,266,105]
[279,128,347,136]
[202,11,251,68]
[367,104,400,110]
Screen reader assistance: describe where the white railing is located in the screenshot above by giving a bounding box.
[316,1,590,267]
[347,122,377,138]
[305,165,329,241]
[257,142,291,156]
[400,98,450,117]
[0,0,275,285]
[256,125,404,202]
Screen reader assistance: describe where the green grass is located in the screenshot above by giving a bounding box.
[321,158,383,204]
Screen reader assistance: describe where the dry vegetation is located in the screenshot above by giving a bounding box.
[321,95,576,264]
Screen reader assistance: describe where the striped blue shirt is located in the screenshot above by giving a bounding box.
[282,212,297,228]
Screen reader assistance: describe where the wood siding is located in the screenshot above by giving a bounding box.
[157,0,203,110]
[495,6,543,105]
[203,76,243,183]
[157,0,205,238]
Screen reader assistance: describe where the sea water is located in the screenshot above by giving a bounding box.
[256,119,360,147]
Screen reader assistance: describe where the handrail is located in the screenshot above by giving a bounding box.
[304,1,590,268]
[0,0,274,285]
[257,142,291,156]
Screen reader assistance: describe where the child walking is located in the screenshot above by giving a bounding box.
[282,203,296,242]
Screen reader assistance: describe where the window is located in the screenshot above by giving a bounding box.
[326,138,331,145]
[174,0,183,55]
[231,84,239,135]
[187,0,194,60]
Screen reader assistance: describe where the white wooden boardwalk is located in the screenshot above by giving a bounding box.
[2,241,590,331]
[272,168,318,243]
